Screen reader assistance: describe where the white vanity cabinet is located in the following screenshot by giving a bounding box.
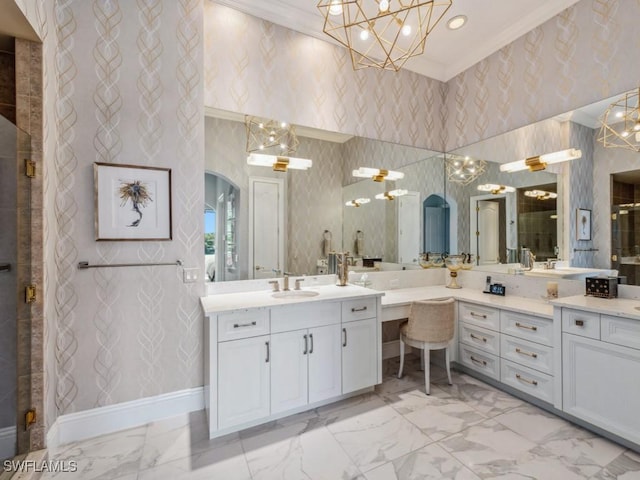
[204,291,381,438]
[341,298,378,394]
[457,301,555,403]
[562,309,640,446]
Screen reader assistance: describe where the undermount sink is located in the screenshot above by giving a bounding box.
[272,290,320,299]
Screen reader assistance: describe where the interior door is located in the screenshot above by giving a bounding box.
[397,192,420,264]
[249,177,285,278]
[477,200,500,265]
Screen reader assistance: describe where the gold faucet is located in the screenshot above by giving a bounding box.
[283,273,290,291]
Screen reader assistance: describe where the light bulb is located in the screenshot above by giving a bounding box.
[621,130,630,138]
[615,111,624,118]
[269,135,275,142]
[280,143,287,149]
[465,156,470,160]
[328,0,342,16]
[379,0,389,12]
[401,24,412,36]
[633,121,640,131]
[259,144,264,150]
[453,161,460,167]
[360,29,369,41]
[258,123,264,129]
[281,122,287,128]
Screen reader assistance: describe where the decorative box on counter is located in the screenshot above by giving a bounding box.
[585,276,618,299]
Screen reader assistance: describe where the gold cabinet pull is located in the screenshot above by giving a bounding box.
[470,355,487,366]
[516,373,538,386]
[470,312,487,319]
[515,322,537,331]
[515,347,538,358]
[470,333,487,343]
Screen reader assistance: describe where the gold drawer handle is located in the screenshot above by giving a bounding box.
[515,322,537,331]
[470,312,487,319]
[233,321,257,328]
[516,373,538,386]
[515,347,538,359]
[575,319,584,327]
[470,333,487,343]
[470,355,487,366]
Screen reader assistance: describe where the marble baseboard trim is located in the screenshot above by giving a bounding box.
[0,425,16,461]
[47,387,204,448]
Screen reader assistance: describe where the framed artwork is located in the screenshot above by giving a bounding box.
[576,208,591,241]
[94,162,172,241]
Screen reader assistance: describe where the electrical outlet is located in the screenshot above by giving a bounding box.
[390,279,400,288]
[183,267,199,283]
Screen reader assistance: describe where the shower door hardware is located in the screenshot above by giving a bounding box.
[25,159,36,178]
[25,284,37,304]
[25,409,37,430]
[0,263,10,272]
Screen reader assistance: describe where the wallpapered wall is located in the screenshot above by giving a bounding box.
[10,0,640,436]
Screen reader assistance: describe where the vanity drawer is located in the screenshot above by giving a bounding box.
[500,359,553,404]
[342,297,377,323]
[459,322,500,356]
[500,334,553,375]
[501,311,553,346]
[271,301,341,333]
[459,344,499,380]
[218,309,270,342]
[601,315,640,350]
[458,302,500,331]
[562,308,600,339]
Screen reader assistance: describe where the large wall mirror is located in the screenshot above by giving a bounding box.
[205,109,444,281]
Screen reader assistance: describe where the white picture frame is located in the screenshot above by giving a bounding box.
[94,162,172,241]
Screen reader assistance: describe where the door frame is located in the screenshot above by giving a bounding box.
[397,191,420,264]
[248,176,286,278]
[469,193,512,262]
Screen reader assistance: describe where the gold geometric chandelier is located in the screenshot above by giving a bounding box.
[446,154,487,186]
[598,87,640,152]
[245,115,299,156]
[317,0,452,72]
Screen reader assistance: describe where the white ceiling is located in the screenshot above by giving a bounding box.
[211,0,581,82]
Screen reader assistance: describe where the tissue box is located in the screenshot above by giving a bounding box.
[585,276,618,299]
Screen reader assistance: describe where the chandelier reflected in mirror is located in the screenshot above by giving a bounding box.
[446,154,487,186]
[317,0,452,72]
[599,87,640,153]
[245,115,299,155]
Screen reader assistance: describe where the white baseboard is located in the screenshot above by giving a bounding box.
[47,387,204,448]
[0,425,16,461]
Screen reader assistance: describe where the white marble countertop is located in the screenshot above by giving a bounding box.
[380,286,554,319]
[201,284,384,315]
[551,294,640,320]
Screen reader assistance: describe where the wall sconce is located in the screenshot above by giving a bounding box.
[477,184,515,194]
[345,198,371,207]
[352,167,404,182]
[499,148,582,173]
[247,153,312,172]
[525,189,558,200]
[375,189,408,200]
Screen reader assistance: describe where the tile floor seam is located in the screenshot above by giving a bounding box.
[322,420,369,479]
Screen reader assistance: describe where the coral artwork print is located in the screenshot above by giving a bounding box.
[119,180,153,227]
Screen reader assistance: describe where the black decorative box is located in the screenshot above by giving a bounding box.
[585,276,618,299]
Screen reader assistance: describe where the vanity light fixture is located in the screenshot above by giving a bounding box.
[245,115,299,156]
[499,148,582,173]
[599,87,640,152]
[477,184,515,194]
[375,189,408,200]
[524,189,558,200]
[352,167,405,182]
[317,0,452,72]
[247,153,312,172]
[446,154,487,185]
[345,198,371,207]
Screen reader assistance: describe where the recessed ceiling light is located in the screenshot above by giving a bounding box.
[447,15,467,30]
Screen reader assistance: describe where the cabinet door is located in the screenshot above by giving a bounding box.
[308,324,342,403]
[218,335,270,430]
[342,318,377,394]
[271,330,309,414]
[563,333,640,445]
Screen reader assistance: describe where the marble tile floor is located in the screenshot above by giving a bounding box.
[35,356,640,480]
